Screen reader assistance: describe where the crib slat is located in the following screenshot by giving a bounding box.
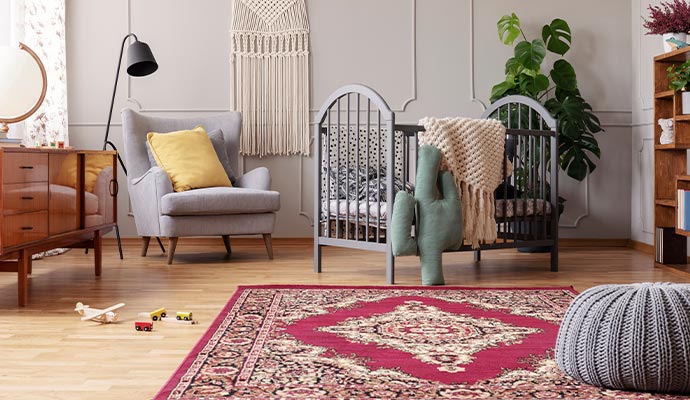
[345,94,350,240]
[502,130,508,243]
[515,133,520,241]
[532,134,537,239]
[541,135,547,239]
[325,108,330,238]
[377,110,382,242]
[355,94,361,241]
[366,99,371,242]
[336,97,341,239]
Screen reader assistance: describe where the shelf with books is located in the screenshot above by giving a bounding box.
[654,48,690,270]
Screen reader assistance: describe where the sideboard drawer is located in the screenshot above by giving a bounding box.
[3,153,48,183]
[3,183,48,215]
[2,211,49,248]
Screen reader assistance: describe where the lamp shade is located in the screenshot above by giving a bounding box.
[0,46,44,118]
[127,40,158,77]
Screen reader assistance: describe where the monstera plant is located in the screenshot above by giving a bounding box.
[491,13,603,182]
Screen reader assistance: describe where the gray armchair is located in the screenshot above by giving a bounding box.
[121,109,280,264]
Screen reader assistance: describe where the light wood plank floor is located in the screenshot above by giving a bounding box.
[0,239,687,399]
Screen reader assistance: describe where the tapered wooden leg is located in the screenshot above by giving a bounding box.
[94,230,102,277]
[167,237,178,265]
[18,249,30,307]
[141,236,151,257]
[222,235,232,255]
[262,234,273,260]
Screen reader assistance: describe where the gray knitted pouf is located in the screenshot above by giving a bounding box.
[555,283,690,394]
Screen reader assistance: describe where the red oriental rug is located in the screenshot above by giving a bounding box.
[155,285,686,399]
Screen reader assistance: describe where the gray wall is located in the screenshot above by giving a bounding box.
[65,0,632,238]
[631,0,663,246]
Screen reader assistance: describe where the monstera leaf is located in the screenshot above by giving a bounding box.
[541,19,572,55]
[515,39,546,70]
[498,13,522,45]
[550,60,577,91]
[546,94,601,180]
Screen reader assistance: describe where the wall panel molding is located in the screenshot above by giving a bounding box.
[469,0,486,111]
[638,137,654,234]
[559,175,590,228]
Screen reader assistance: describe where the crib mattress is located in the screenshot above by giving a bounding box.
[326,200,388,222]
[325,198,552,227]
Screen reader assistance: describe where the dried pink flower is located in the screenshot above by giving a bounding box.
[643,0,690,35]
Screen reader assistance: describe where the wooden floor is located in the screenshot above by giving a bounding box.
[0,239,688,399]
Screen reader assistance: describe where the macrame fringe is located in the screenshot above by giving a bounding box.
[459,181,497,249]
[231,0,310,157]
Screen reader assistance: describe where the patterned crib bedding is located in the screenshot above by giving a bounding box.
[495,198,552,219]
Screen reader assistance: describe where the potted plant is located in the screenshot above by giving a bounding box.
[491,13,604,252]
[643,0,690,52]
[668,59,690,113]
[492,13,602,183]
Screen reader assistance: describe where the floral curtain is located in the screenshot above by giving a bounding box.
[10,0,68,146]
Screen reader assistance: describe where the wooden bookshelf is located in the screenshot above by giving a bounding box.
[654,47,690,270]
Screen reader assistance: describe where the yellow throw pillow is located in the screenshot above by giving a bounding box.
[147,126,232,192]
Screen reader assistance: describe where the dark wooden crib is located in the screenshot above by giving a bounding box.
[313,84,559,284]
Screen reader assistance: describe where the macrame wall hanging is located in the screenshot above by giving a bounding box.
[231,0,310,157]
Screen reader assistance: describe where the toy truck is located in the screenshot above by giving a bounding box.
[176,311,193,321]
[150,308,167,321]
[135,321,153,332]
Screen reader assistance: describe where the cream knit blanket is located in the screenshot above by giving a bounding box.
[419,117,507,248]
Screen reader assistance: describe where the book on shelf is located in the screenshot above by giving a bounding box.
[656,226,687,264]
[0,138,22,147]
[677,189,690,230]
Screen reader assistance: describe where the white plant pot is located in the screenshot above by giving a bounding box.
[683,91,690,114]
[663,32,688,52]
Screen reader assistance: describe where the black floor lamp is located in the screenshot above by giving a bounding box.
[102,33,163,259]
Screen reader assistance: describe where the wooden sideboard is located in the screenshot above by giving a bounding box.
[0,147,117,306]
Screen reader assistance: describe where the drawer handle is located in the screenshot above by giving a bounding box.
[19,166,34,170]
[20,226,33,231]
[21,196,34,200]
[109,179,119,196]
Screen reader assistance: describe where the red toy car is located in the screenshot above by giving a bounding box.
[134,321,153,332]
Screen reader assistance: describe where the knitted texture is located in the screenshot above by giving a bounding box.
[231,0,310,156]
[419,117,506,248]
[556,283,690,394]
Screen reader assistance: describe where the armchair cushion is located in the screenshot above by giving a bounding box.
[160,187,280,216]
[235,167,271,191]
[147,126,232,192]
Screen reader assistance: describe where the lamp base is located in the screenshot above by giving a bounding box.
[0,122,9,138]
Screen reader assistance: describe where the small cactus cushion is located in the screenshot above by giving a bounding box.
[391,145,463,285]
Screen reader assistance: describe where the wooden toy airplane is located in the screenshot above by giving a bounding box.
[74,302,125,323]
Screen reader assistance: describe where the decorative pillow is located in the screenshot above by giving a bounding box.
[147,126,232,192]
[146,128,235,183]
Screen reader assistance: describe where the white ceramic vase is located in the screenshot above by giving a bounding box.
[663,32,688,52]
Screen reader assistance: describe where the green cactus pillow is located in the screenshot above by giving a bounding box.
[391,145,463,285]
